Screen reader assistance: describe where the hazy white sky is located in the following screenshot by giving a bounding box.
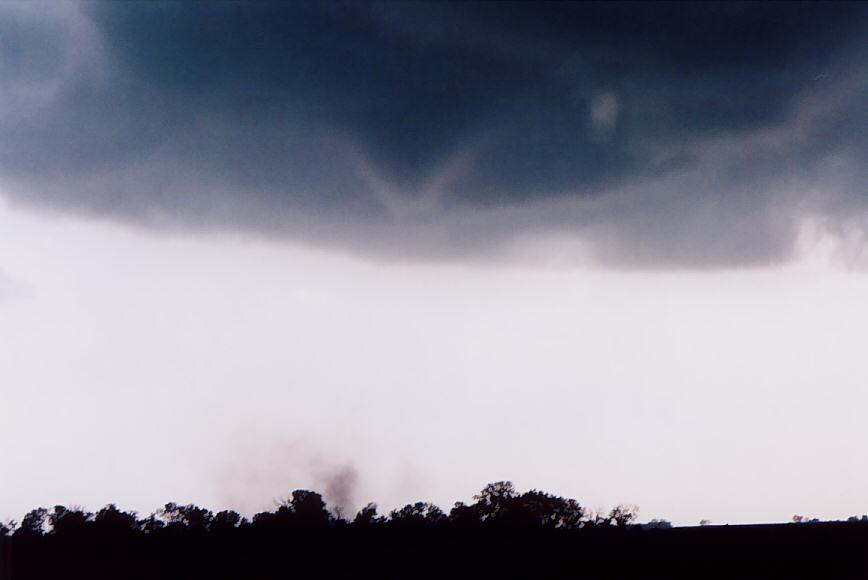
[2,198,868,526]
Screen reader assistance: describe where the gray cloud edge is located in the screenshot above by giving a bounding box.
[2,2,868,270]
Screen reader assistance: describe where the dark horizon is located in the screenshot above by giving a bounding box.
[4,480,868,579]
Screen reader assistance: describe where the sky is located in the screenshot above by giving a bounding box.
[2,1,868,526]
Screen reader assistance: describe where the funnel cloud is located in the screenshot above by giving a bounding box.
[2,2,868,267]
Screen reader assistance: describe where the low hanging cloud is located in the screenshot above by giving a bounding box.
[2,2,868,268]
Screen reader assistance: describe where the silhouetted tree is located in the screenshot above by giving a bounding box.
[389,502,446,528]
[353,502,383,527]
[49,505,92,536]
[473,481,517,523]
[515,490,585,529]
[609,504,639,527]
[644,519,672,529]
[211,510,243,532]
[17,508,48,537]
[93,504,138,532]
[289,490,331,527]
[138,513,165,534]
[585,507,611,527]
[161,503,213,531]
[448,501,479,527]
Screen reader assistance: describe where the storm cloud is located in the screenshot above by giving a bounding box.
[2,1,868,268]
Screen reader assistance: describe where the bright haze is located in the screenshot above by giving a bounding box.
[2,1,868,526]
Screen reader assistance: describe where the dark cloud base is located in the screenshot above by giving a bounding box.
[2,1,868,268]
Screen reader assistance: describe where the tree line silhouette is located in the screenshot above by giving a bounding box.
[1,481,636,538]
[2,481,867,579]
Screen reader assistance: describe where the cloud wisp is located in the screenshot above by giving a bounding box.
[2,2,868,268]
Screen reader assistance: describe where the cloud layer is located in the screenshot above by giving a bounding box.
[2,1,868,267]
